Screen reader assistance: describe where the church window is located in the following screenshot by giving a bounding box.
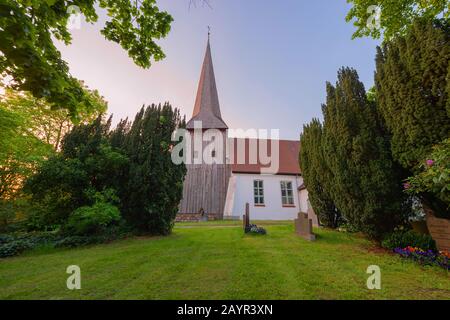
[253,180,264,205]
[280,181,294,206]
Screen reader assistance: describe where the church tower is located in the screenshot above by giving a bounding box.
[178,36,231,219]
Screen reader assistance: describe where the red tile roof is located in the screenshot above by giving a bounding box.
[230,138,301,175]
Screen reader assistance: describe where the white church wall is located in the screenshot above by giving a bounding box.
[223,175,237,218]
[228,173,306,220]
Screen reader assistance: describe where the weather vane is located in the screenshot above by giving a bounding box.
[208,26,211,39]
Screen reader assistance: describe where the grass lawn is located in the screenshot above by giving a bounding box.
[0,221,449,300]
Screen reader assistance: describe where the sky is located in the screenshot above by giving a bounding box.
[56,0,381,140]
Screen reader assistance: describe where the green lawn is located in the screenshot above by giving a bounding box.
[0,221,449,300]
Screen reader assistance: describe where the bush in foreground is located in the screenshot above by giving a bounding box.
[0,227,131,258]
[381,230,436,252]
[64,202,121,236]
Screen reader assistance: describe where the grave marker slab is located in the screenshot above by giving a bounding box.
[295,212,316,241]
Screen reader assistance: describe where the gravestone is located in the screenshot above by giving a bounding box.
[243,203,250,233]
[295,212,316,241]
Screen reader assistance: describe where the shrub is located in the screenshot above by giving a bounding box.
[0,240,31,258]
[0,200,16,229]
[405,138,450,219]
[0,234,15,245]
[23,117,128,228]
[55,227,130,248]
[0,232,62,258]
[64,202,121,236]
[54,236,98,248]
[0,226,130,258]
[337,222,359,233]
[382,230,436,251]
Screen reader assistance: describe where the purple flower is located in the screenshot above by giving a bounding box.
[403,182,411,190]
[394,246,449,270]
[426,159,434,167]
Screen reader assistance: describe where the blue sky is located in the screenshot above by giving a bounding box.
[56,0,380,140]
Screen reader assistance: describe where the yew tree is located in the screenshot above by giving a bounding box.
[322,68,409,239]
[110,104,186,235]
[375,18,450,171]
[300,119,341,228]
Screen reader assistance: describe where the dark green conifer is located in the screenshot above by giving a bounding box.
[375,18,450,171]
[111,104,186,234]
[300,119,341,228]
[322,68,409,239]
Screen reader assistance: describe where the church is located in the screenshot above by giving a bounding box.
[177,37,318,224]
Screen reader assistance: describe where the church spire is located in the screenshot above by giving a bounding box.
[186,32,228,130]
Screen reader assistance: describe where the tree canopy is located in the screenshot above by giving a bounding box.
[346,0,449,40]
[0,82,106,207]
[0,106,51,200]
[0,83,107,151]
[0,0,173,117]
[374,18,450,171]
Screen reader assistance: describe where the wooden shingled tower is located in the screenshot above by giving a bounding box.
[178,35,231,219]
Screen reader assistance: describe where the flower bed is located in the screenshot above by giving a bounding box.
[394,246,449,270]
[245,224,267,235]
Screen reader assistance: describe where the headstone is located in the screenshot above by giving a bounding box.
[295,212,316,241]
[243,203,250,233]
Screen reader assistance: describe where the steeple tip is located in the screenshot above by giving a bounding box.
[186,31,228,130]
